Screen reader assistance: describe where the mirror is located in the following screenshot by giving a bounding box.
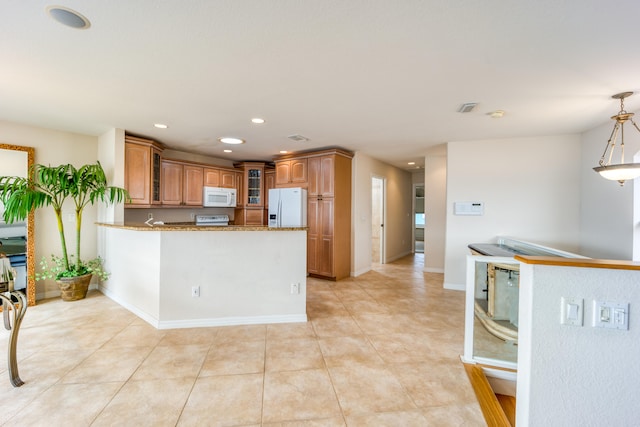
[0,144,35,306]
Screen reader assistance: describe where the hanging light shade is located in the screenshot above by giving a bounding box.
[593,91,640,186]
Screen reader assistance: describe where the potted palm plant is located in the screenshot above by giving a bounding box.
[0,162,128,301]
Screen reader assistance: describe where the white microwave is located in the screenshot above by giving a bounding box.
[203,186,236,207]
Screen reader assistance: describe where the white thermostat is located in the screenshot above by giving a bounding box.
[454,201,484,216]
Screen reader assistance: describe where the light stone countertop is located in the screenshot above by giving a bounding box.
[96,222,307,232]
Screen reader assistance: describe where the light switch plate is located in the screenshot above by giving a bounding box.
[561,297,583,326]
[593,301,629,330]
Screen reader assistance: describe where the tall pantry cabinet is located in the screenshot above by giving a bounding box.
[275,148,353,280]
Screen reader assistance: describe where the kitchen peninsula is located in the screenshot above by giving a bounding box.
[98,222,307,329]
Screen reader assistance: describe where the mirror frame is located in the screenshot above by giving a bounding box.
[0,143,35,306]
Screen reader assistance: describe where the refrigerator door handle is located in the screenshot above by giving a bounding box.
[278,198,282,227]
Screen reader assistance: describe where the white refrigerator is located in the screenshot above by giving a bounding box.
[268,188,307,227]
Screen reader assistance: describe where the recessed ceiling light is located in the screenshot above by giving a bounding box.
[408,162,415,165]
[489,110,505,119]
[46,6,91,29]
[288,134,310,142]
[279,150,288,154]
[223,149,233,153]
[154,123,168,129]
[219,137,245,145]
[251,118,265,124]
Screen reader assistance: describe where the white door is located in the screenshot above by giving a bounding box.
[371,176,385,264]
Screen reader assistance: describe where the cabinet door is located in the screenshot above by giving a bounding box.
[124,143,151,205]
[204,168,220,187]
[307,198,335,277]
[307,198,320,274]
[235,171,243,207]
[275,161,291,185]
[320,156,335,197]
[245,166,263,207]
[264,171,275,207]
[307,157,320,197]
[151,149,162,204]
[161,161,183,205]
[244,208,264,225]
[183,165,204,206]
[290,159,308,183]
[220,170,235,188]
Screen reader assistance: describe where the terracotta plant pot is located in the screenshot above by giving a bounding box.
[56,273,92,301]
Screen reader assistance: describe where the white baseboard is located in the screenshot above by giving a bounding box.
[352,266,371,277]
[386,250,411,263]
[424,267,444,273]
[99,285,160,328]
[444,282,466,291]
[157,314,308,330]
[100,285,307,330]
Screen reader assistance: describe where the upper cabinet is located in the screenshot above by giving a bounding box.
[161,160,203,206]
[203,168,220,187]
[307,155,334,198]
[124,136,163,207]
[183,164,204,206]
[275,158,307,187]
[235,162,265,207]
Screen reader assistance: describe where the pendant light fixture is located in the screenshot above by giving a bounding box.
[593,91,640,186]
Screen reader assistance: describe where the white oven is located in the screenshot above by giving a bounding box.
[203,186,236,207]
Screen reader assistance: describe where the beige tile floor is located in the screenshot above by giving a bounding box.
[0,254,484,426]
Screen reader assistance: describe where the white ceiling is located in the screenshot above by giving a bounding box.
[2,1,640,170]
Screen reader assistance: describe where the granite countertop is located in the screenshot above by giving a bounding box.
[96,222,307,232]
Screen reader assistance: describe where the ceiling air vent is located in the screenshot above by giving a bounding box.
[288,134,310,142]
[458,103,478,113]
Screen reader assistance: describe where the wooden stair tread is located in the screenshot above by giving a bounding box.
[463,363,513,427]
[496,394,516,426]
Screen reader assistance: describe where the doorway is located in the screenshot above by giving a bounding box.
[371,176,385,264]
[413,184,425,253]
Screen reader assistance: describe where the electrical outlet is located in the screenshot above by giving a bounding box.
[148,213,154,220]
[290,283,299,294]
[192,286,200,297]
[190,212,195,220]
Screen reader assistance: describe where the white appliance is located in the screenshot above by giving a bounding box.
[268,188,307,227]
[195,214,229,226]
[203,186,236,207]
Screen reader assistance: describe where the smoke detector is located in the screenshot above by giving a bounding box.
[458,103,478,113]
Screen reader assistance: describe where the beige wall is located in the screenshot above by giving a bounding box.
[444,135,582,289]
[352,151,413,276]
[0,120,100,298]
[424,155,447,273]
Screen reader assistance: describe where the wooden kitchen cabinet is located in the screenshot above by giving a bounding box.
[308,155,335,198]
[203,168,220,187]
[161,160,183,206]
[264,169,275,225]
[220,170,236,188]
[161,161,203,206]
[235,162,265,207]
[275,158,307,186]
[274,148,352,280]
[124,136,163,207]
[307,197,335,277]
[183,164,204,206]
